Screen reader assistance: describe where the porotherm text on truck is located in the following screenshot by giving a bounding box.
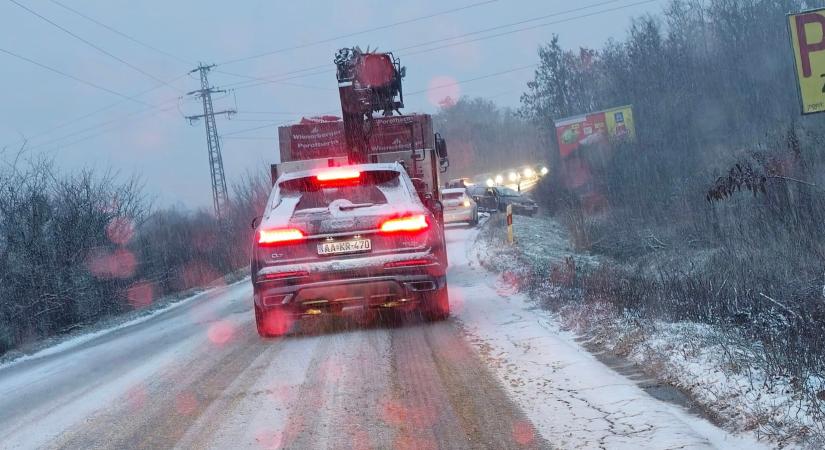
[278,115,434,163]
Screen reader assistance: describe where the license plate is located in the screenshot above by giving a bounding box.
[317,239,372,256]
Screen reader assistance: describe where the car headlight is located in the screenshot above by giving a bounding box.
[463,200,471,207]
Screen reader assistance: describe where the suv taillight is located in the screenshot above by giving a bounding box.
[379,215,429,234]
[257,228,305,246]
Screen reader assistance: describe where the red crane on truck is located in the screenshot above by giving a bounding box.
[273,47,450,217]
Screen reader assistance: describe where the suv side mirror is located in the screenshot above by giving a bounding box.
[425,198,444,224]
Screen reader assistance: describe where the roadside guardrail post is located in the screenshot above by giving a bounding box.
[506,204,514,245]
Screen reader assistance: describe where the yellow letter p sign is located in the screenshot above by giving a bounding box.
[790,8,825,114]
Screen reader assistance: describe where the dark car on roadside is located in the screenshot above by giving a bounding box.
[467,186,538,216]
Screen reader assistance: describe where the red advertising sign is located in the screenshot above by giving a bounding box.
[554,105,635,159]
[555,113,607,158]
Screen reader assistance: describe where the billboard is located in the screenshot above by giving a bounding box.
[278,115,434,162]
[789,8,825,114]
[554,105,635,158]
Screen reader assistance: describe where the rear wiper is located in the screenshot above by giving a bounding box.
[338,203,376,211]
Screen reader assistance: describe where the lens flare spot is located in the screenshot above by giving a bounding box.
[106,216,134,245]
[127,281,154,309]
[512,420,536,446]
[266,383,298,405]
[86,248,137,279]
[181,261,223,290]
[394,432,436,450]
[255,429,285,449]
[427,75,460,108]
[208,321,235,345]
[260,308,294,337]
[126,384,147,412]
[381,399,407,425]
[319,359,344,379]
[495,271,520,296]
[448,288,464,314]
[175,391,198,415]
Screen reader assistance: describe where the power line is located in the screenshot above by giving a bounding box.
[15,0,656,153]
[8,0,181,92]
[20,73,189,143]
[212,69,334,91]
[221,136,278,141]
[220,0,658,93]
[5,0,493,151]
[405,64,538,96]
[220,67,331,91]
[403,0,661,57]
[0,46,154,107]
[47,0,192,66]
[222,64,539,138]
[236,111,315,115]
[37,103,180,154]
[227,118,303,123]
[217,0,500,66]
[26,97,181,152]
[221,121,292,137]
[395,0,623,54]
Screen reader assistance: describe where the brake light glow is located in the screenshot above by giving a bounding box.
[260,270,309,280]
[316,168,361,182]
[380,214,429,233]
[258,228,305,245]
[384,257,435,268]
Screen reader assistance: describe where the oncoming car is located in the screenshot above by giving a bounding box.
[441,187,478,226]
[251,163,449,337]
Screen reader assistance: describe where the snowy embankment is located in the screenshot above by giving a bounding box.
[0,273,249,370]
[473,214,823,448]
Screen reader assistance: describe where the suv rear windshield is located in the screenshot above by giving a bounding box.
[279,170,401,211]
[443,192,464,200]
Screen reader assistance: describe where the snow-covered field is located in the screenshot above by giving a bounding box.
[474,213,823,448]
[448,224,765,449]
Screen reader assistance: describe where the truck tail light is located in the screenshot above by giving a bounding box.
[380,215,429,234]
[258,228,305,245]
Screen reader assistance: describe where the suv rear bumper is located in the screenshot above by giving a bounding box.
[254,272,446,316]
[253,252,446,316]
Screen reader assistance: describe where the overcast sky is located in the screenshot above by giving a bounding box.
[0,0,662,209]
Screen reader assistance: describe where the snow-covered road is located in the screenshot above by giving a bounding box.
[0,226,762,449]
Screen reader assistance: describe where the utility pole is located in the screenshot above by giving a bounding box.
[185,63,235,220]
